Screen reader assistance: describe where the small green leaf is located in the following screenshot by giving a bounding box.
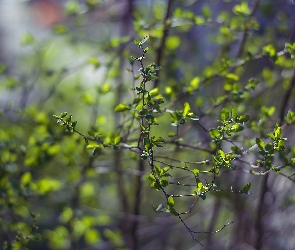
[238,115,250,123]
[198,193,206,200]
[231,124,244,132]
[115,103,130,112]
[225,73,239,81]
[21,172,32,186]
[274,126,281,139]
[285,110,295,125]
[231,109,237,119]
[114,136,122,145]
[149,88,159,96]
[220,108,229,121]
[21,33,35,45]
[168,132,175,137]
[165,36,181,50]
[167,196,175,206]
[209,129,222,140]
[190,77,200,88]
[194,16,205,24]
[86,143,99,149]
[262,44,276,57]
[240,182,251,194]
[265,143,273,152]
[256,138,265,150]
[54,24,68,34]
[65,0,79,15]
[233,2,250,16]
[218,150,225,159]
[87,57,100,69]
[153,204,165,213]
[183,102,190,116]
[192,169,200,177]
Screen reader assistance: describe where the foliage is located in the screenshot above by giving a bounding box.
[1,0,295,249]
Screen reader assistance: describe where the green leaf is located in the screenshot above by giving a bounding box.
[209,129,222,140]
[167,196,178,216]
[233,2,250,16]
[86,143,99,149]
[238,115,250,123]
[114,103,130,112]
[65,0,79,15]
[262,44,276,57]
[194,16,205,24]
[231,124,244,132]
[256,138,265,150]
[239,182,251,194]
[87,57,100,69]
[190,77,200,88]
[153,204,168,213]
[21,33,35,45]
[218,150,225,159]
[165,36,181,50]
[220,108,229,121]
[198,193,207,200]
[54,24,68,34]
[225,73,239,81]
[167,196,175,206]
[231,109,237,119]
[168,132,175,137]
[84,228,100,245]
[285,110,295,125]
[192,169,200,177]
[149,88,159,96]
[274,126,281,139]
[202,5,211,18]
[21,172,32,186]
[114,136,122,145]
[169,207,179,216]
[285,42,295,56]
[265,143,273,151]
[183,102,190,116]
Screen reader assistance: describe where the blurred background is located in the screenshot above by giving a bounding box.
[1,0,295,249]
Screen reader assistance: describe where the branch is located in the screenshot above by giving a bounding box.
[235,0,260,58]
[153,0,175,88]
[279,66,295,125]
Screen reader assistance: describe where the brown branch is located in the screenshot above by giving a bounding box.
[255,174,269,250]
[279,66,295,125]
[178,199,198,215]
[192,220,234,234]
[131,159,145,250]
[235,0,260,58]
[153,0,175,88]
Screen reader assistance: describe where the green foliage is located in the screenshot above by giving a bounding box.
[1,0,295,249]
